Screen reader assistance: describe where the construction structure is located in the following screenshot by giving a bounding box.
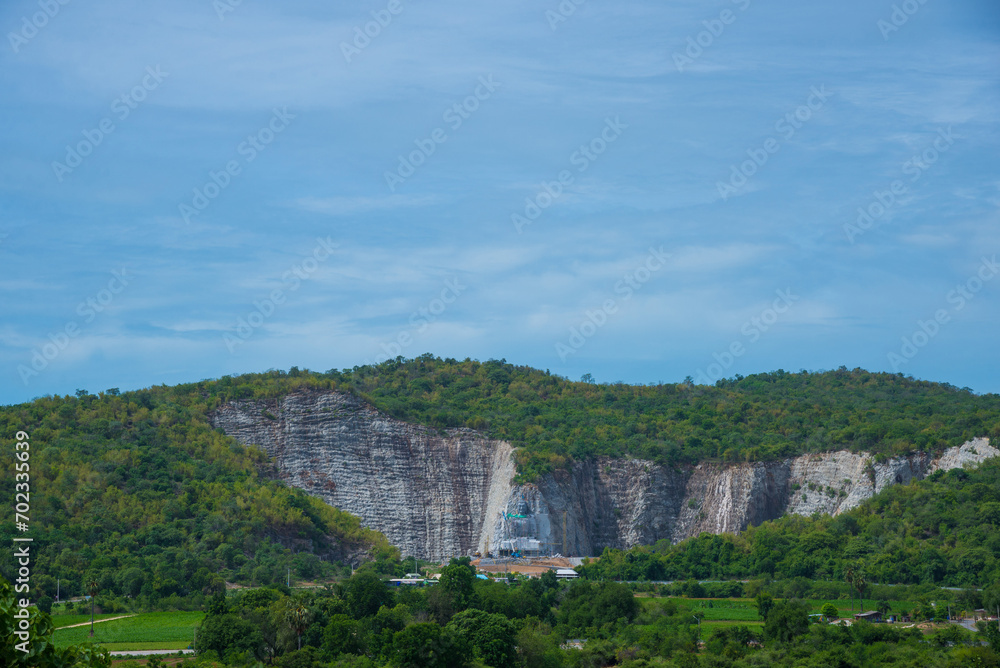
[497,496,543,557]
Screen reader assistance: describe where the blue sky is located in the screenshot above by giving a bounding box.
[1,0,999,405]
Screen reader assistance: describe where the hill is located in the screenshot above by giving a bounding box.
[580,455,1000,589]
[0,387,398,610]
[161,356,1000,480]
[3,357,999,601]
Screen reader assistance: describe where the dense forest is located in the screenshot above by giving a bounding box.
[0,388,399,612]
[163,356,998,480]
[579,457,1000,589]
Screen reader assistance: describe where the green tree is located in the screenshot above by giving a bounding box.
[754,592,774,621]
[345,570,392,619]
[323,614,365,658]
[446,609,517,668]
[438,559,476,611]
[764,600,809,644]
[286,600,310,651]
[196,612,265,661]
[87,580,98,637]
[821,603,838,620]
[1,578,110,668]
[514,618,561,668]
[844,565,856,613]
[391,622,469,668]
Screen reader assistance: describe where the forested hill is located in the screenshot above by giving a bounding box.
[0,388,398,609]
[159,356,997,480]
[1,357,997,607]
[580,455,1000,589]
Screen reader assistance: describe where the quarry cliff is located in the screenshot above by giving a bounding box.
[211,390,998,560]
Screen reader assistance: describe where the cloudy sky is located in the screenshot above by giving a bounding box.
[1,0,998,404]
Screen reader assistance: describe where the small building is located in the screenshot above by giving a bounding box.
[554,568,579,580]
[387,578,427,587]
[854,611,883,623]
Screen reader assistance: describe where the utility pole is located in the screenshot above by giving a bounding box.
[56,579,60,603]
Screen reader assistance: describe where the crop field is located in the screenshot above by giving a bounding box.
[52,611,203,651]
[52,613,128,629]
[644,596,937,640]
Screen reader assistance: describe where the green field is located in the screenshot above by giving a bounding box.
[52,613,128,629]
[654,595,936,637]
[52,611,203,650]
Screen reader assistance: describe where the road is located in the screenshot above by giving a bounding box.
[56,614,137,630]
[108,649,194,657]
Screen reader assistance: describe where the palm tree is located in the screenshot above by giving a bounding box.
[286,601,309,651]
[844,566,856,613]
[88,580,99,637]
[855,572,868,613]
[876,600,892,619]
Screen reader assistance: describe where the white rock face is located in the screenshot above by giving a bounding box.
[929,437,997,472]
[211,390,997,559]
[212,391,516,561]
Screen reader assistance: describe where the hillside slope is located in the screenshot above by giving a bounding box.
[4,358,999,583]
[213,388,996,559]
[0,389,397,607]
[581,454,1000,588]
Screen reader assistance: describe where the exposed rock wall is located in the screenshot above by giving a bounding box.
[211,391,998,560]
[212,391,515,561]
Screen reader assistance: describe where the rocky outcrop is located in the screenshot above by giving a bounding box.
[212,391,515,560]
[211,391,998,560]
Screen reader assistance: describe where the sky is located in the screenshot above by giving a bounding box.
[1,0,999,405]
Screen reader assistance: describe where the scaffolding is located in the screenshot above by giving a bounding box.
[497,497,543,557]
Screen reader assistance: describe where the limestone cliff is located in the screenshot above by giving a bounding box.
[211,391,997,560]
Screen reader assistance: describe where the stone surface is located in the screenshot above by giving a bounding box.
[211,390,998,559]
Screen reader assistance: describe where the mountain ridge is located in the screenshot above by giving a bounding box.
[211,386,997,559]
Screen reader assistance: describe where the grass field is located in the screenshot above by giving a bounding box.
[52,611,203,651]
[52,613,129,629]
